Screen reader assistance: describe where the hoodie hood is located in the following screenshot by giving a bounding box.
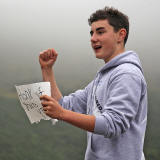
[98,51,143,74]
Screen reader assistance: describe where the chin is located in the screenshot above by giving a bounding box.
[95,52,103,59]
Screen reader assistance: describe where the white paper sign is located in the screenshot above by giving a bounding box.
[15,82,57,124]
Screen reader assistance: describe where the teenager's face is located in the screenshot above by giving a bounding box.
[90,20,120,63]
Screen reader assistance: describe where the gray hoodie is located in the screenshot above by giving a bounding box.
[59,51,147,160]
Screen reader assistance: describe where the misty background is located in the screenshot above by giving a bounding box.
[0,0,159,159]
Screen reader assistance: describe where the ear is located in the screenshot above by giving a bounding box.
[117,28,127,44]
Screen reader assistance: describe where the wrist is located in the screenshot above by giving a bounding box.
[41,67,54,82]
[41,66,53,71]
[59,108,67,121]
[41,67,53,76]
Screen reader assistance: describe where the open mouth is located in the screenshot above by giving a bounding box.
[94,45,102,52]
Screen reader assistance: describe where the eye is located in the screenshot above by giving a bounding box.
[90,31,93,36]
[98,30,105,35]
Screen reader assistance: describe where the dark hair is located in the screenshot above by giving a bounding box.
[88,7,129,45]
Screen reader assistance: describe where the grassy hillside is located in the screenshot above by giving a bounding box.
[144,90,160,159]
[0,89,160,160]
[0,96,86,160]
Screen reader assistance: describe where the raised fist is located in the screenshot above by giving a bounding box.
[39,48,58,69]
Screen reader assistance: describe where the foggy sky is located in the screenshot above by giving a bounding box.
[0,0,160,95]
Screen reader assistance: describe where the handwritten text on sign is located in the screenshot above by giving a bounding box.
[15,82,57,124]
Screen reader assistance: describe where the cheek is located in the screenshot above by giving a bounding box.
[105,35,116,46]
[102,38,114,49]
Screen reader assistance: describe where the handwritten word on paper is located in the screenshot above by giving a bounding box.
[15,82,57,124]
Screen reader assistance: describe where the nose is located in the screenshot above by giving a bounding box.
[91,33,98,43]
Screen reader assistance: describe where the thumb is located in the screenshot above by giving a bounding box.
[40,95,53,101]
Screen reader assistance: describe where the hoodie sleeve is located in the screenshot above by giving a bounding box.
[58,82,92,114]
[94,73,142,138]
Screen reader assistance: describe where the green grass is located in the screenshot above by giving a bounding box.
[0,89,160,160]
[0,96,86,160]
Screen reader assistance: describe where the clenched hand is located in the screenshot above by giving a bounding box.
[39,48,58,69]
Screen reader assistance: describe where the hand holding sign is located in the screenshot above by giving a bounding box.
[40,95,65,120]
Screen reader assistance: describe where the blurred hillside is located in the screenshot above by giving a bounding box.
[0,95,86,160]
[0,85,160,159]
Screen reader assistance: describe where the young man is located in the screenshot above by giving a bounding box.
[39,7,147,160]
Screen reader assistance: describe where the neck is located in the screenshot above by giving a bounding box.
[104,44,125,63]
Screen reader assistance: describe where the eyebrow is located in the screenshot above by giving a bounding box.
[90,27,105,35]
